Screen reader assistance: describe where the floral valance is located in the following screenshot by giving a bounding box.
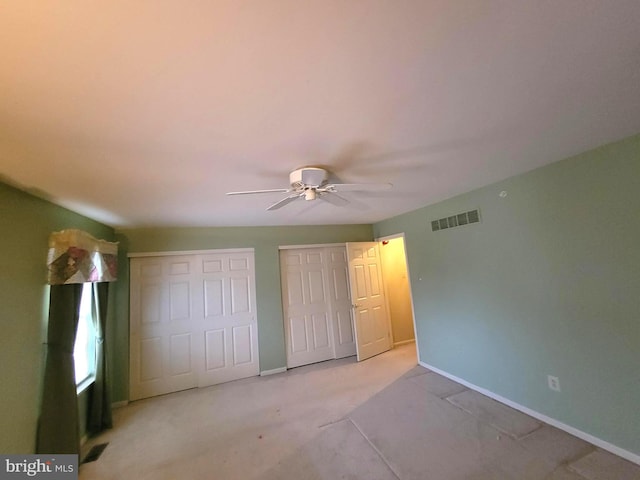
[47,229,118,285]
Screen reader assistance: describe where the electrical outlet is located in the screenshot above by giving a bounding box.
[547,375,561,392]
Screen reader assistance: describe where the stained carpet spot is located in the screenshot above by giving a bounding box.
[82,443,109,464]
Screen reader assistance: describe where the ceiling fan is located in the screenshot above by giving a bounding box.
[226,166,392,211]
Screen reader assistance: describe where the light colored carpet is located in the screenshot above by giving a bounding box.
[79,344,639,479]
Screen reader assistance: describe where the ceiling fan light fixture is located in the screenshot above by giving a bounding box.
[293,167,328,187]
[227,165,392,211]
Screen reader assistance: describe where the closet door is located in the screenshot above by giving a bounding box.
[326,247,356,359]
[197,251,259,387]
[130,250,259,401]
[130,256,199,400]
[280,249,335,368]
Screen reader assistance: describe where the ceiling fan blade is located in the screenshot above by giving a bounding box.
[226,188,290,196]
[266,193,302,211]
[319,191,350,207]
[327,182,393,192]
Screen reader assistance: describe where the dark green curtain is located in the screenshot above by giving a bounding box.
[87,282,112,435]
[36,283,83,455]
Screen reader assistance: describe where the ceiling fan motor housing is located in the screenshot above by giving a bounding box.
[289,167,329,188]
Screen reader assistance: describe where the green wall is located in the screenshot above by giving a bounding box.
[112,224,373,402]
[0,182,115,454]
[374,134,640,456]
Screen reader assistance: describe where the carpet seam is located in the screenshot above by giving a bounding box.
[348,417,401,480]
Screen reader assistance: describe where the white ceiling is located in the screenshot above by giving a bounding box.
[1,1,639,228]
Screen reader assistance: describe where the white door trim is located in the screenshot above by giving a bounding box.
[128,248,254,258]
[279,243,346,250]
[376,233,404,242]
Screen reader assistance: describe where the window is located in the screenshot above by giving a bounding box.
[74,283,97,391]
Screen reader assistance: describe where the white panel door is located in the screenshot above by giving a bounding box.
[198,251,259,387]
[280,248,336,368]
[130,250,259,401]
[325,246,357,359]
[130,256,199,400]
[346,242,392,361]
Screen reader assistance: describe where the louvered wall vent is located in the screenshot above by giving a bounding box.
[431,209,480,232]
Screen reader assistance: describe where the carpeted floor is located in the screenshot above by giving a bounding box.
[79,344,639,479]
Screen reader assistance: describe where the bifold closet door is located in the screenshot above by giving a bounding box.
[281,249,335,368]
[325,247,357,360]
[130,251,259,401]
[280,246,356,368]
[130,256,199,400]
[197,252,259,387]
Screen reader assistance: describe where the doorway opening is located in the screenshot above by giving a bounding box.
[378,234,417,350]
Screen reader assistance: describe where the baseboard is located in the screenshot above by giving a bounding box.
[394,339,415,347]
[260,367,287,376]
[111,400,129,409]
[420,361,640,466]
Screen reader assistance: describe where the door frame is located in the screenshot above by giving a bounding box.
[375,233,420,360]
[128,248,255,258]
[278,243,347,250]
